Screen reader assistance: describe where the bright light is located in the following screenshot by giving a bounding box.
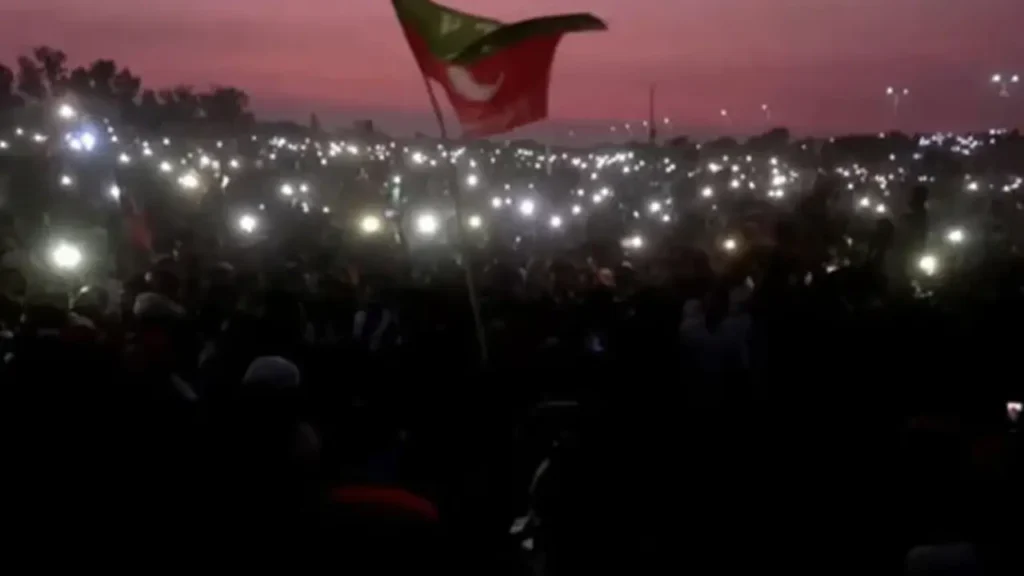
[491,197,503,209]
[118,153,131,165]
[519,199,535,217]
[859,197,871,208]
[360,215,382,234]
[701,186,714,198]
[466,174,479,187]
[51,241,83,271]
[280,183,295,197]
[571,204,582,215]
[159,161,173,173]
[59,174,73,188]
[411,151,426,164]
[178,172,200,190]
[622,235,644,249]
[992,74,1002,83]
[109,184,121,200]
[415,213,439,236]
[79,132,96,151]
[549,215,563,229]
[467,215,482,229]
[918,254,939,276]
[875,204,887,214]
[238,214,258,234]
[57,104,77,120]
[648,201,662,213]
[945,227,965,245]
[230,159,241,170]
[722,237,738,252]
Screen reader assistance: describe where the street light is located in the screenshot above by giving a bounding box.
[761,103,771,122]
[991,73,1019,98]
[886,86,910,117]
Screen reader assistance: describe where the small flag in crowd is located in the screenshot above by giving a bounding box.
[391,0,606,137]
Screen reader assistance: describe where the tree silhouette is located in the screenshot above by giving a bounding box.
[112,68,142,121]
[113,68,141,103]
[0,64,24,112]
[702,136,740,155]
[2,46,253,133]
[66,66,91,97]
[139,89,162,129]
[34,46,68,96]
[88,59,118,99]
[16,55,46,100]
[200,86,251,126]
[174,85,200,122]
[747,127,790,152]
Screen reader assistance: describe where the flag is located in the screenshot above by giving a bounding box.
[392,0,606,137]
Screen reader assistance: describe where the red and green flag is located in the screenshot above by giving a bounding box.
[391,0,606,138]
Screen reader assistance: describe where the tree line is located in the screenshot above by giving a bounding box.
[0,46,254,132]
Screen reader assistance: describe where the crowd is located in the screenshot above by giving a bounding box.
[1,101,1022,574]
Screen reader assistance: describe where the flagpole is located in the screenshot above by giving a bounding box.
[420,74,490,365]
[648,84,656,145]
[422,74,449,140]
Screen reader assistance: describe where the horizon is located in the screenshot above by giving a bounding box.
[2,1,1023,140]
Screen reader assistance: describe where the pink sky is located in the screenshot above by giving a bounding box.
[2,0,1023,137]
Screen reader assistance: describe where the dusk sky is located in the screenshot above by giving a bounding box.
[2,1,1023,138]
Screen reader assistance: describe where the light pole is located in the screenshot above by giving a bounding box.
[886,86,910,117]
[991,73,1019,98]
[761,103,771,123]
